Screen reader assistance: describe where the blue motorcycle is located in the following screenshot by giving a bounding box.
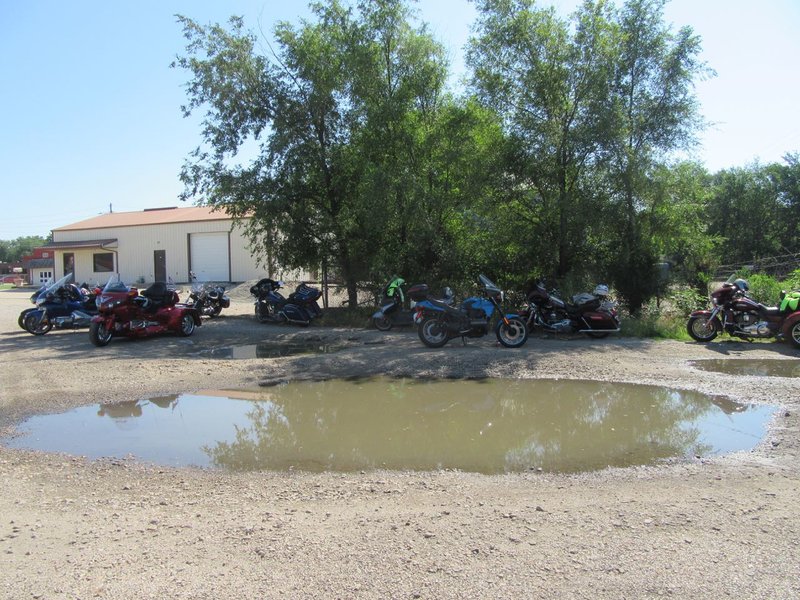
[413,275,528,348]
[23,274,99,335]
[251,278,323,327]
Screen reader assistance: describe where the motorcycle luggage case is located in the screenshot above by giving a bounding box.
[290,283,321,302]
[408,284,429,301]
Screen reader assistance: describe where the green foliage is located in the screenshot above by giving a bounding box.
[0,236,47,262]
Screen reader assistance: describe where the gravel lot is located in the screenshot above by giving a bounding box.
[1,284,799,599]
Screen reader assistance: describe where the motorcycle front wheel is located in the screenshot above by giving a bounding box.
[18,308,35,330]
[373,316,393,331]
[496,317,529,348]
[24,312,52,335]
[687,315,718,342]
[89,321,113,347]
[418,317,450,348]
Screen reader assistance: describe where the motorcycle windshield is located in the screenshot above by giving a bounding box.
[478,274,502,296]
[102,274,129,293]
[42,273,74,295]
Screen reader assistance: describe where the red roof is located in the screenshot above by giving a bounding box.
[53,206,232,231]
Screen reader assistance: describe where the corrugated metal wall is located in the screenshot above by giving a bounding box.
[52,219,313,284]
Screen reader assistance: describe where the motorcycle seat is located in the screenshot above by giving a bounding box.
[141,282,176,310]
[758,304,783,317]
[426,297,462,316]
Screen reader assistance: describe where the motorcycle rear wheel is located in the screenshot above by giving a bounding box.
[179,314,196,336]
[418,317,449,348]
[788,321,800,349]
[89,321,113,347]
[373,316,393,331]
[496,317,528,348]
[24,312,52,336]
[687,315,718,342]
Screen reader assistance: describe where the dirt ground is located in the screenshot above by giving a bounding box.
[1,284,799,599]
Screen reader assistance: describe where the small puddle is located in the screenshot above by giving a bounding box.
[3,379,775,474]
[197,341,343,359]
[690,359,800,378]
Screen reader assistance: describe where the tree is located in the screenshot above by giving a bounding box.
[174,0,451,305]
[467,0,616,280]
[0,236,48,262]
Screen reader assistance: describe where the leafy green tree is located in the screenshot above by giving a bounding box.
[706,164,782,262]
[602,0,709,312]
[175,0,451,305]
[0,236,48,262]
[467,0,616,280]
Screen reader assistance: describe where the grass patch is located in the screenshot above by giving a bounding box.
[621,313,691,340]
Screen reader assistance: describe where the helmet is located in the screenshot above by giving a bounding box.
[592,284,610,297]
[733,278,749,292]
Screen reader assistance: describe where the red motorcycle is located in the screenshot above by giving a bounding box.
[520,282,620,338]
[89,277,201,347]
[687,277,800,348]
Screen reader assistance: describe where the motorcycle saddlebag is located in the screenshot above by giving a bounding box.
[407,284,429,302]
[289,283,322,303]
[779,291,800,312]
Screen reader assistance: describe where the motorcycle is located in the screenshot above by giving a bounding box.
[89,276,201,347]
[18,282,51,330]
[687,277,800,348]
[251,278,323,326]
[22,274,101,335]
[414,275,528,348]
[186,281,230,318]
[520,282,620,339]
[372,276,417,331]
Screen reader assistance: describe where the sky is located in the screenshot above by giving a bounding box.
[1,0,798,240]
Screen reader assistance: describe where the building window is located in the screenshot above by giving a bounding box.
[39,271,52,285]
[93,253,114,272]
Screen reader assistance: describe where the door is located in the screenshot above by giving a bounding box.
[154,250,166,282]
[189,232,230,281]
[63,253,74,278]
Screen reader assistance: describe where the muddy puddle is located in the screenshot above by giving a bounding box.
[689,359,800,378]
[3,378,775,474]
[197,341,344,359]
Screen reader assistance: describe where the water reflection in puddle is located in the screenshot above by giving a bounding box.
[689,359,800,378]
[198,341,343,359]
[4,379,775,474]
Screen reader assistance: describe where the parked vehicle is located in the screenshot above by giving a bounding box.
[22,274,100,335]
[186,281,230,318]
[89,277,201,347]
[520,281,620,339]
[687,277,800,348]
[414,275,528,348]
[372,276,417,331]
[251,278,323,326]
[18,282,51,330]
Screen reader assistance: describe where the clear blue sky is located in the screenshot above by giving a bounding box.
[1,0,798,240]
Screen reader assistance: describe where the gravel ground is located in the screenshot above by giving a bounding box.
[1,284,799,599]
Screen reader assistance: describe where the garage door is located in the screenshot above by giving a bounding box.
[190,232,230,281]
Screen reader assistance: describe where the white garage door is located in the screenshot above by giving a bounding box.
[190,232,230,281]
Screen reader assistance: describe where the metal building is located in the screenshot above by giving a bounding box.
[45,206,307,285]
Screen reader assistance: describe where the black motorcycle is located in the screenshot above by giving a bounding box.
[414,275,528,348]
[520,282,620,339]
[251,278,323,327]
[186,282,230,317]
